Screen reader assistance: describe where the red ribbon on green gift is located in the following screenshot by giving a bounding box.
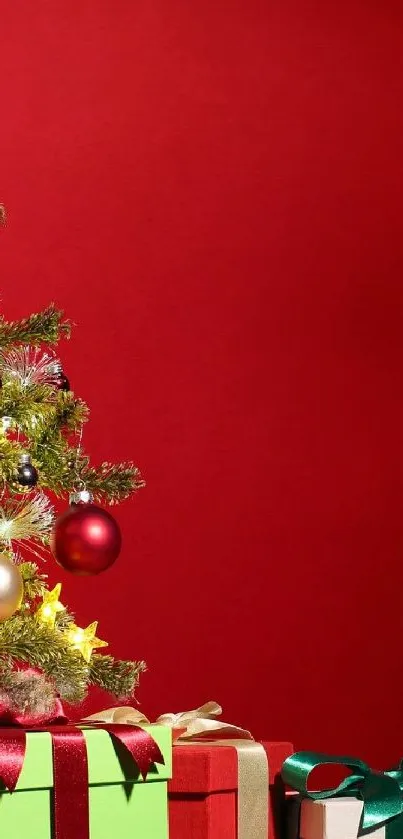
[0,721,165,839]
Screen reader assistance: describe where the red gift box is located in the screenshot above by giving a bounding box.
[169,740,294,839]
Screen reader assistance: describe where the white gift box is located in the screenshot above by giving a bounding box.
[287,795,386,839]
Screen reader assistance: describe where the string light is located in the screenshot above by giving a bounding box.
[66,621,108,662]
[36,583,64,628]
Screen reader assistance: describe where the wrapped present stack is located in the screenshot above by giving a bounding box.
[282,752,403,839]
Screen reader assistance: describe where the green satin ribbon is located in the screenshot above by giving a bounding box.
[282,752,403,839]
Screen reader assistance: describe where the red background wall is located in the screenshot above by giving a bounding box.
[1,0,403,768]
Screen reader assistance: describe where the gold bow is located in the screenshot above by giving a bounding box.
[85,701,253,741]
[85,702,268,839]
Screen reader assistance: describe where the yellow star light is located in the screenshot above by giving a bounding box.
[66,621,108,663]
[36,583,65,628]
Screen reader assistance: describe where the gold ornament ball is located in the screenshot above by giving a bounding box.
[0,554,23,621]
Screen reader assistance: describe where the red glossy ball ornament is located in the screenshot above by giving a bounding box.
[47,361,70,392]
[51,499,121,575]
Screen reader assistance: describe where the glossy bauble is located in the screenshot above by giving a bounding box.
[0,554,23,621]
[51,503,121,575]
[47,361,70,391]
[16,454,38,489]
[55,372,70,391]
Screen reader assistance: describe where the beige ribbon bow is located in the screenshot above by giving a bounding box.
[86,702,268,839]
[86,700,253,740]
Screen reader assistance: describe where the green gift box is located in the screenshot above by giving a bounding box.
[0,725,172,839]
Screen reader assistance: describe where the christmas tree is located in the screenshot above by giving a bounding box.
[0,304,145,722]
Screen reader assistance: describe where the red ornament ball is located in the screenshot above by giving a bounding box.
[51,503,122,575]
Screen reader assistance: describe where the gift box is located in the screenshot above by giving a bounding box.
[282,751,403,839]
[169,739,294,839]
[0,725,171,839]
[293,797,386,839]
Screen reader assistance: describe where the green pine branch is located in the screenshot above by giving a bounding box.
[90,653,146,698]
[0,382,141,503]
[28,441,143,503]
[0,380,88,437]
[0,615,89,703]
[19,562,48,601]
[0,612,145,703]
[51,391,89,431]
[0,435,23,481]
[0,305,71,348]
[55,608,76,630]
[77,462,145,503]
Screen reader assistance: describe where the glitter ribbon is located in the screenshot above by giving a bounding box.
[282,751,403,839]
[0,719,164,839]
[87,701,269,839]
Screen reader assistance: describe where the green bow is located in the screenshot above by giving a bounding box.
[282,752,403,839]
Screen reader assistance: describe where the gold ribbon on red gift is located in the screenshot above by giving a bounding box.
[86,701,269,839]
